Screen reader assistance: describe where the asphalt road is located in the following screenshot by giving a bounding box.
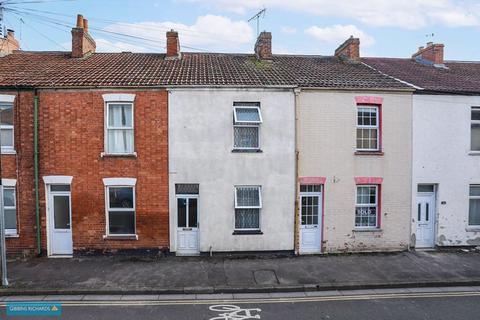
[1,289,480,319]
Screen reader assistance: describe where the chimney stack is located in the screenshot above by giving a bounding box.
[412,42,444,65]
[334,36,360,61]
[0,29,20,56]
[71,14,96,58]
[166,30,181,60]
[254,31,272,60]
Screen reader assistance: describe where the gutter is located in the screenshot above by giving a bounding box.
[34,92,41,256]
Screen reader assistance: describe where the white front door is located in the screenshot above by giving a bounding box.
[299,193,322,254]
[415,192,436,248]
[176,196,199,255]
[47,185,73,256]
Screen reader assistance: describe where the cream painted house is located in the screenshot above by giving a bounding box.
[297,90,413,253]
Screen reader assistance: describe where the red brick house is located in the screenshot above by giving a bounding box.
[0,16,170,256]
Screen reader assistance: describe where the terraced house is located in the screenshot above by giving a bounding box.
[296,37,413,253]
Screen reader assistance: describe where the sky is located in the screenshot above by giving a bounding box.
[2,0,480,60]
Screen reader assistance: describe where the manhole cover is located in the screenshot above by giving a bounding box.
[253,269,279,285]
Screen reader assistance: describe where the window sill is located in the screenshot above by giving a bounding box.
[353,228,383,233]
[5,233,19,238]
[232,230,263,235]
[1,149,16,155]
[232,149,263,153]
[468,151,480,156]
[465,226,480,232]
[103,234,138,240]
[354,151,384,156]
[101,152,137,158]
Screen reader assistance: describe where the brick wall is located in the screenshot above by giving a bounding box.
[4,89,169,255]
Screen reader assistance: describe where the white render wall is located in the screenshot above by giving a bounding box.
[168,88,296,252]
[412,94,480,247]
[298,90,413,252]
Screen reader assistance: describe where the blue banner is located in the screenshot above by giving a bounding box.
[6,302,62,317]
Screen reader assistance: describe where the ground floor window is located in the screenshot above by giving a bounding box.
[355,185,379,228]
[234,186,261,230]
[106,186,135,235]
[469,185,480,226]
[3,187,16,235]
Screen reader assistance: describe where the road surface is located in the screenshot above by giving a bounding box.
[1,287,480,319]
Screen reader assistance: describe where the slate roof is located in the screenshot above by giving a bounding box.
[363,57,480,94]
[0,51,411,89]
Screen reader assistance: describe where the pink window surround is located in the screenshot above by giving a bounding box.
[355,96,383,105]
[299,177,326,185]
[354,177,383,185]
[355,96,383,153]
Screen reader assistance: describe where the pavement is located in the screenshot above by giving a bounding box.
[2,250,480,295]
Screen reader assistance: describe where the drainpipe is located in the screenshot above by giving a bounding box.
[34,92,41,256]
[293,87,301,255]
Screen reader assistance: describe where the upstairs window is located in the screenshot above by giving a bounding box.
[356,106,379,151]
[355,185,378,228]
[233,102,262,150]
[469,185,480,226]
[234,186,262,230]
[471,107,480,151]
[0,103,14,153]
[106,103,134,154]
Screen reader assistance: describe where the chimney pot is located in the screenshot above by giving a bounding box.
[254,31,272,60]
[412,42,444,65]
[83,19,89,33]
[334,36,360,61]
[166,30,181,59]
[76,14,84,28]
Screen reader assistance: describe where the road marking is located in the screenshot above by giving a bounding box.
[1,291,479,307]
[208,305,261,319]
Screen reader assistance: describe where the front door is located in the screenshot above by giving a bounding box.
[47,185,73,256]
[415,192,436,248]
[176,196,199,255]
[299,192,322,254]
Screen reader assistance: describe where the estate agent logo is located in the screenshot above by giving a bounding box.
[6,302,62,317]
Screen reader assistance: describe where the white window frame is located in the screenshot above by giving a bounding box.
[469,185,480,226]
[104,101,135,156]
[234,185,262,231]
[471,107,480,152]
[0,102,14,154]
[356,106,379,152]
[355,185,379,229]
[3,179,17,236]
[233,105,263,151]
[104,185,136,237]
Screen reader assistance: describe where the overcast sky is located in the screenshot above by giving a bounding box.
[3,0,480,60]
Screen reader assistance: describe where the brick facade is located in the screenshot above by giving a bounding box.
[3,89,169,255]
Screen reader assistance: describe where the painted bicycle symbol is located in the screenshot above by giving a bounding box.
[209,304,262,320]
